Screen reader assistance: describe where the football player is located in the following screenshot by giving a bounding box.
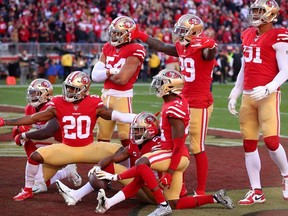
[129,14,217,195]
[228,0,288,205]
[0,71,137,201]
[12,79,82,200]
[95,69,234,216]
[91,16,146,148]
[55,112,161,206]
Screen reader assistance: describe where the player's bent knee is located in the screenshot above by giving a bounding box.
[135,157,150,166]
[30,151,44,164]
[264,136,279,151]
[243,140,258,152]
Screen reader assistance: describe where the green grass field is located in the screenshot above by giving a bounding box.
[1,81,288,136]
[1,80,288,215]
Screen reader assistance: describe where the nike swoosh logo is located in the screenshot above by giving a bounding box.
[254,195,263,200]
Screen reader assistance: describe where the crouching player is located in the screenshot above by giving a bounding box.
[56,111,165,205]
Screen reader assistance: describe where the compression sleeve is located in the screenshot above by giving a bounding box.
[91,61,108,82]
[267,42,288,93]
[111,110,136,123]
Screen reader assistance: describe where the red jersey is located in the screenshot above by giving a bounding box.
[51,95,104,147]
[160,95,190,158]
[128,136,161,166]
[175,37,216,108]
[102,42,146,91]
[25,102,62,143]
[241,27,287,90]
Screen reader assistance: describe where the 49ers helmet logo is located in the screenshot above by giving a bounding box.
[81,76,89,84]
[165,71,180,79]
[266,0,276,7]
[188,17,201,25]
[119,20,134,28]
[41,81,50,88]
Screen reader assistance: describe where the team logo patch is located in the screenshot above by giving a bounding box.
[188,17,201,25]
[41,81,50,88]
[74,105,79,110]
[119,20,134,28]
[81,76,89,84]
[266,0,277,7]
[145,115,155,124]
[164,71,180,79]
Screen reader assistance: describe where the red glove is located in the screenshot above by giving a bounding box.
[129,25,149,42]
[147,123,159,137]
[159,173,172,189]
[0,117,5,127]
[14,133,27,146]
[12,125,31,138]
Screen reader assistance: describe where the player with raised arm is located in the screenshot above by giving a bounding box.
[12,79,81,200]
[0,71,136,201]
[55,112,161,206]
[228,0,288,205]
[130,14,217,195]
[91,16,146,148]
[96,69,234,216]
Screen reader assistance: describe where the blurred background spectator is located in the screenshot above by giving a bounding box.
[0,0,286,84]
[0,0,285,44]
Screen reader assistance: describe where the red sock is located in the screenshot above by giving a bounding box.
[118,166,138,179]
[24,140,37,157]
[194,152,208,194]
[122,177,144,198]
[176,195,214,209]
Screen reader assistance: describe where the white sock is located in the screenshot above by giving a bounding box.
[107,191,125,209]
[71,182,94,201]
[245,150,261,189]
[50,167,70,185]
[25,162,39,188]
[269,144,288,176]
[34,164,44,182]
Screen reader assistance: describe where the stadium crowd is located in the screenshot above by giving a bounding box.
[0,0,287,44]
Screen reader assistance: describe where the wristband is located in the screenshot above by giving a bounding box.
[22,132,27,139]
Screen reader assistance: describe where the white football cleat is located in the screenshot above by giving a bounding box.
[32,180,48,194]
[147,203,172,216]
[66,164,82,187]
[213,189,235,209]
[95,189,108,214]
[56,180,78,206]
[282,176,288,200]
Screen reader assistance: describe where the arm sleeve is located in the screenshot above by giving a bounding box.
[228,58,244,99]
[91,61,108,82]
[267,42,288,93]
[169,137,185,171]
[111,110,137,123]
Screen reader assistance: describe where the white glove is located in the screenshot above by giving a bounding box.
[250,86,269,100]
[109,68,120,75]
[88,165,101,177]
[228,98,238,116]
[96,170,118,181]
